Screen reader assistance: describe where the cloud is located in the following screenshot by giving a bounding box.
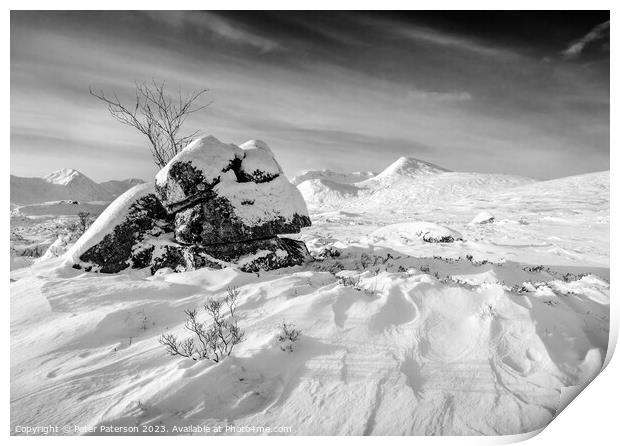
[352,15,513,59]
[144,11,282,53]
[406,89,472,102]
[562,20,610,59]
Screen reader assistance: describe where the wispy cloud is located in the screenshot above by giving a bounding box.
[562,20,610,59]
[145,11,283,53]
[394,26,507,58]
[353,15,513,59]
[10,11,610,181]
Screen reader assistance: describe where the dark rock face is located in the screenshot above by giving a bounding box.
[155,159,238,214]
[174,199,312,245]
[76,194,173,273]
[72,135,312,275]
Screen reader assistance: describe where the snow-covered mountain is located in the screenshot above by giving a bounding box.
[291,169,376,186]
[10,169,145,205]
[99,178,146,198]
[369,156,449,183]
[297,156,536,210]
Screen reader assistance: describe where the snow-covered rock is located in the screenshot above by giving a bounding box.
[155,136,243,211]
[371,221,463,244]
[67,136,312,275]
[156,135,311,244]
[65,183,174,273]
[471,211,495,224]
[175,179,310,245]
[238,139,283,183]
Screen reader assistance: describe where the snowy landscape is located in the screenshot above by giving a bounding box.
[10,144,610,435]
[10,10,610,437]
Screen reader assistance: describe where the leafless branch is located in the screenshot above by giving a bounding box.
[89,81,209,168]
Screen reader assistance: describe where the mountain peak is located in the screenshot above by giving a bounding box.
[374,157,449,180]
[44,168,90,186]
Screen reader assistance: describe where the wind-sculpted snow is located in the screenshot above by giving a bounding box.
[10,165,609,436]
[371,222,463,243]
[10,245,609,435]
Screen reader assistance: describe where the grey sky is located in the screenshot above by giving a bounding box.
[11,11,609,181]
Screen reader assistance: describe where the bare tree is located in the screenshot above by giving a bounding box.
[90,81,209,167]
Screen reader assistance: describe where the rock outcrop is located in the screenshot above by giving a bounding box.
[67,136,311,274]
[471,211,495,225]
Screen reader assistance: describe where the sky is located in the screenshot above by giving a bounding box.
[10,11,610,182]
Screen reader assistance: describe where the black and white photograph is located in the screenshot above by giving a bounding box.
[8,7,613,438]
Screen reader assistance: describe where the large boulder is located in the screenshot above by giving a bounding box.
[65,183,174,273]
[238,139,283,183]
[155,136,243,213]
[66,136,313,275]
[156,135,311,243]
[174,176,311,244]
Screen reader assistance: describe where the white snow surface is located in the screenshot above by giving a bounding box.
[64,182,155,264]
[371,221,463,244]
[155,135,243,186]
[10,162,610,436]
[471,211,495,224]
[214,175,309,224]
[239,139,283,179]
[370,156,449,183]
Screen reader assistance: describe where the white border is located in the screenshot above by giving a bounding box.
[3,2,616,444]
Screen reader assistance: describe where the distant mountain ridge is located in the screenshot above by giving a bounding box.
[291,169,376,186]
[10,168,145,205]
[296,156,537,210]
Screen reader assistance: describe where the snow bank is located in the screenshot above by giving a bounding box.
[297,179,360,209]
[64,182,156,264]
[471,211,495,224]
[371,221,463,244]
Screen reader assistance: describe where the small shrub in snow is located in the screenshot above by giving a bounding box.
[560,272,587,282]
[277,322,301,352]
[315,246,341,260]
[338,275,361,289]
[159,287,244,362]
[524,265,546,273]
[465,254,489,266]
[510,284,530,294]
[479,304,497,319]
